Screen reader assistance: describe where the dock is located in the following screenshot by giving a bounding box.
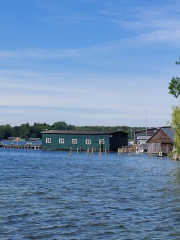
[0,144,41,150]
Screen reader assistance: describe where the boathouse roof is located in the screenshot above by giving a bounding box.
[146,126,175,143]
[41,130,126,135]
[161,127,175,141]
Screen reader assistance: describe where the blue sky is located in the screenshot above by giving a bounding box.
[0,0,180,127]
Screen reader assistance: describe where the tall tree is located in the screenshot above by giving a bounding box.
[170,106,180,154]
[4,124,12,139]
[12,126,20,137]
[169,57,180,98]
[169,77,180,98]
[19,123,31,139]
[0,126,5,140]
[51,121,68,130]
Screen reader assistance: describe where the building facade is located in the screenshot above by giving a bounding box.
[147,127,175,154]
[41,130,128,151]
[133,128,158,145]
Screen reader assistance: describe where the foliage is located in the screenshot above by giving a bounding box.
[19,123,31,139]
[167,151,174,159]
[0,126,5,140]
[169,77,180,98]
[175,57,180,65]
[170,106,180,154]
[169,57,180,98]
[0,121,144,140]
[12,126,20,137]
[51,121,68,130]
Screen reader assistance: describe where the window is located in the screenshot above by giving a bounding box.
[59,138,64,144]
[46,138,51,143]
[72,139,77,144]
[86,139,91,145]
[99,139,105,144]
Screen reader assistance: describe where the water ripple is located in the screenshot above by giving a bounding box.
[1,149,180,239]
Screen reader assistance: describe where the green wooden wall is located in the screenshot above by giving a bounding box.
[42,133,110,151]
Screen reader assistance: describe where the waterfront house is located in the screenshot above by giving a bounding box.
[147,127,175,154]
[41,130,128,151]
[133,128,158,145]
[132,128,158,152]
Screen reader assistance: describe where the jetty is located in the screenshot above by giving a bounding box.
[0,144,41,150]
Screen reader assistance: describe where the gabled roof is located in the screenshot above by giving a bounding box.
[41,130,127,135]
[146,127,175,143]
[161,127,175,141]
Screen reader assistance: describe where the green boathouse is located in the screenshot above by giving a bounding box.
[41,130,128,151]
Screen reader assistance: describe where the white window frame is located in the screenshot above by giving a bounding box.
[99,139,105,144]
[72,139,77,144]
[46,138,51,143]
[59,138,64,144]
[86,139,91,145]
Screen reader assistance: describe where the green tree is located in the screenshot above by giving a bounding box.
[169,57,180,98]
[51,121,68,130]
[31,133,38,138]
[175,58,180,65]
[4,124,12,139]
[12,126,20,137]
[19,123,31,139]
[36,122,51,132]
[169,77,180,98]
[0,126,5,140]
[68,124,76,130]
[31,123,42,138]
[170,106,180,154]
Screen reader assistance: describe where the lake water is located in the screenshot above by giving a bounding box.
[1,149,180,240]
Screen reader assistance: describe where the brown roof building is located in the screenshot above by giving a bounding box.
[147,127,175,154]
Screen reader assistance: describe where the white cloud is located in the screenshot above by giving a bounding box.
[129,29,180,45]
[0,42,113,59]
[0,49,81,59]
[0,69,177,127]
[99,0,180,46]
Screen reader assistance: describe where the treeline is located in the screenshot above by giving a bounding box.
[0,121,141,140]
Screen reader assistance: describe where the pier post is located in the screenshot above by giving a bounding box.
[87,148,89,156]
[69,147,72,156]
[99,148,101,157]
[118,148,120,157]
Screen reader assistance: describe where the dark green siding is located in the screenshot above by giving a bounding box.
[110,132,128,151]
[42,133,110,151]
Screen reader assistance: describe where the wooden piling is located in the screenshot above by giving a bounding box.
[87,148,89,156]
[99,148,101,157]
[69,147,72,156]
[118,148,120,157]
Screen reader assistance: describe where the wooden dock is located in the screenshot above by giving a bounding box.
[0,144,41,150]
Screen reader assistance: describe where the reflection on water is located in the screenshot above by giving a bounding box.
[174,168,180,184]
[0,149,180,239]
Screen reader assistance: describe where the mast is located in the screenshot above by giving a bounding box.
[145,110,147,139]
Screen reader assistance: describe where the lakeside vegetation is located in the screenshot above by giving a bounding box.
[169,56,180,155]
[0,122,144,140]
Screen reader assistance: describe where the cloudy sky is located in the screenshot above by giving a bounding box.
[0,0,180,127]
